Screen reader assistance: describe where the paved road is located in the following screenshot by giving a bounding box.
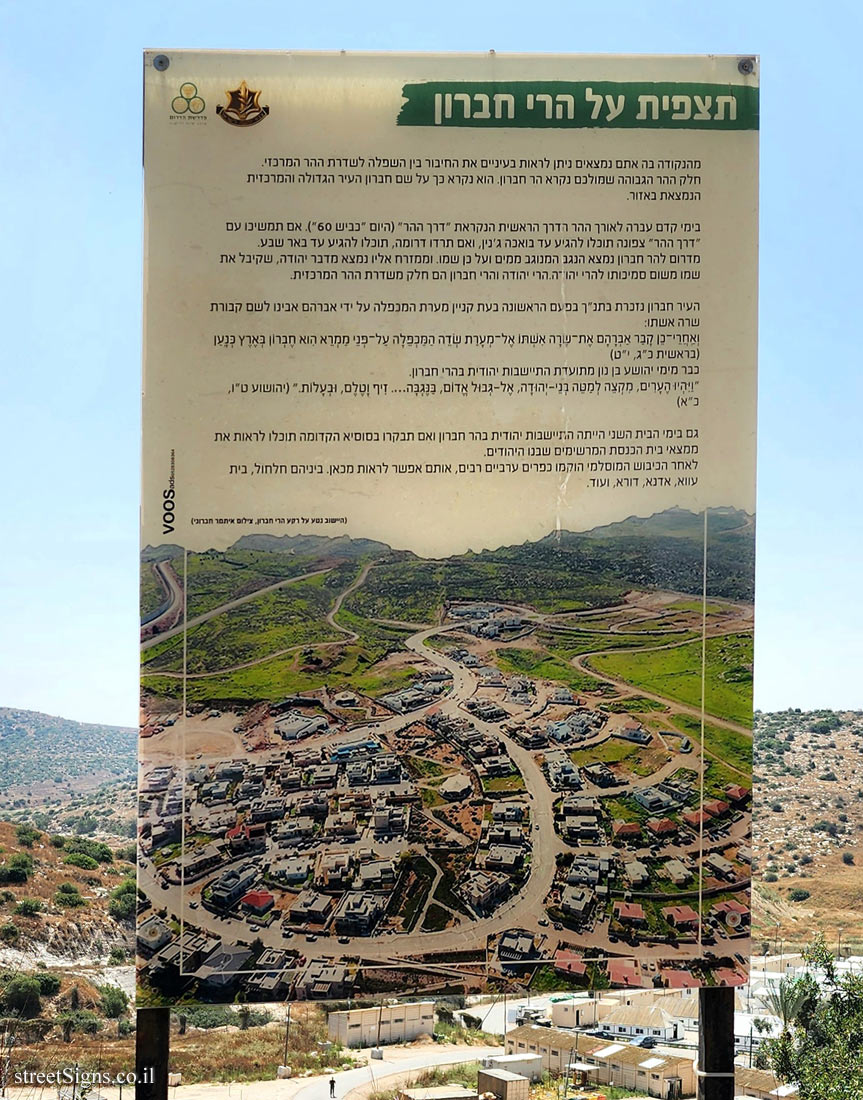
[143,562,377,677]
[141,567,333,651]
[571,641,752,737]
[297,1045,499,1100]
[141,559,184,637]
[142,569,750,967]
[52,1045,498,1100]
[142,619,563,963]
[326,560,378,634]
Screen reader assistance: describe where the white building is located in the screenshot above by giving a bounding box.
[328,1001,436,1047]
[600,1004,680,1042]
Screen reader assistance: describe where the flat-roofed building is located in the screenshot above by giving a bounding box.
[296,960,352,1000]
[503,1025,694,1098]
[209,863,258,909]
[601,1003,680,1041]
[333,891,385,936]
[328,1001,435,1047]
[560,885,594,921]
[476,1069,529,1100]
[289,889,333,925]
[137,914,172,956]
[484,1054,543,1082]
[399,1090,477,1100]
[663,858,692,886]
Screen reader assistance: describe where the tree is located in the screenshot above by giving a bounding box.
[759,936,863,1100]
[100,984,129,1019]
[759,973,817,1033]
[3,976,42,1017]
[100,983,129,1037]
[108,877,136,921]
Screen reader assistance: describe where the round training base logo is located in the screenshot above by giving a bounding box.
[172,83,205,115]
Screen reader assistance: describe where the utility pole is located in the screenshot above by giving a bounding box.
[697,987,735,1100]
[283,1004,292,1066]
[136,1007,170,1100]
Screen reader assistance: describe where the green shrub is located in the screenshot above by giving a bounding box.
[0,923,19,944]
[789,888,811,902]
[109,893,136,921]
[58,1009,102,1035]
[2,975,41,1016]
[14,898,42,917]
[54,883,86,908]
[100,984,129,1019]
[174,1004,271,1029]
[15,825,41,848]
[0,853,34,884]
[64,853,99,871]
[35,973,61,996]
[64,838,113,864]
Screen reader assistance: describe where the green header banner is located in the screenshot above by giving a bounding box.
[398,80,759,130]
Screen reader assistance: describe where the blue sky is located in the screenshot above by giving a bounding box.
[1,0,861,726]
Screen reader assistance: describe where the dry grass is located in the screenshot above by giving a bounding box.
[0,822,133,955]
[11,1023,357,1084]
[8,1003,358,1085]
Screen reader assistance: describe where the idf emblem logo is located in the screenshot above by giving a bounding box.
[216,81,269,126]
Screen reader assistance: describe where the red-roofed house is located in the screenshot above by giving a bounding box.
[661,904,701,929]
[614,901,645,924]
[226,822,267,854]
[241,889,275,915]
[612,821,641,840]
[647,817,678,836]
[683,809,711,828]
[703,798,730,817]
[725,783,750,803]
[661,968,700,989]
[554,949,587,977]
[711,899,751,926]
[607,958,643,987]
[714,967,746,986]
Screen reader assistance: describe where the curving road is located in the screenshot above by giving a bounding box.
[141,567,334,651]
[142,562,380,678]
[142,569,751,969]
[571,639,752,737]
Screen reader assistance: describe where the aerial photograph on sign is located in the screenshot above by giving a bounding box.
[138,507,753,1002]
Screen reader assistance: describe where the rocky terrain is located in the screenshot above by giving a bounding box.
[0,821,134,968]
[752,709,863,950]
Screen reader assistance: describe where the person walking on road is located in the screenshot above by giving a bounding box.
[329,1078,336,1098]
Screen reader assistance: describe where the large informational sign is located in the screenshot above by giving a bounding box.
[140,51,757,1005]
